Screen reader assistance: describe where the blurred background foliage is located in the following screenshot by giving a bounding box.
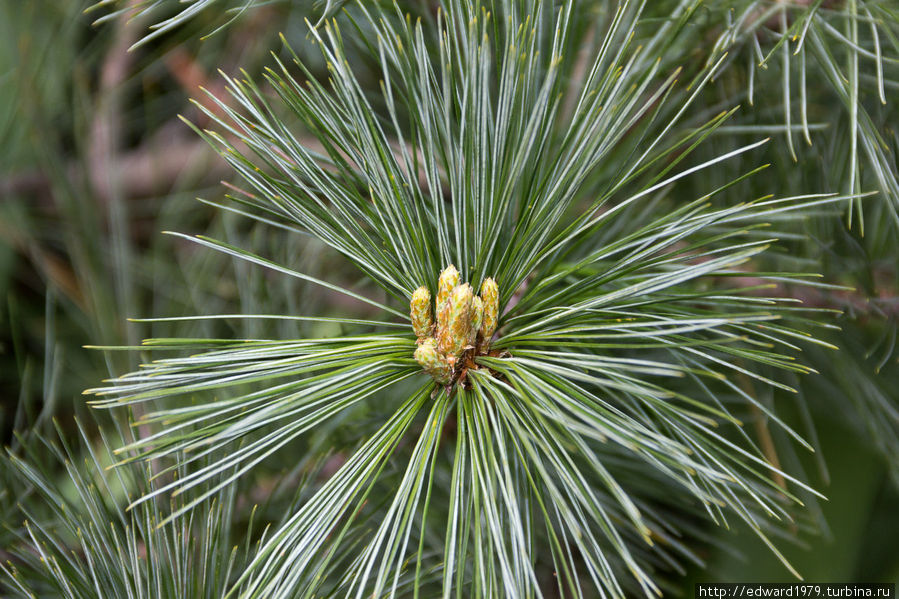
[0,0,897,594]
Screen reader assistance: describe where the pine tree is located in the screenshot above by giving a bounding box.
[3,1,898,597]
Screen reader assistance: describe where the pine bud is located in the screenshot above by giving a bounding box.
[480,277,499,340]
[410,286,433,340]
[436,293,452,349]
[414,338,452,384]
[440,283,473,358]
[436,264,460,310]
[469,296,483,346]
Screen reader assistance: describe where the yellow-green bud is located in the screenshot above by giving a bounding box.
[469,296,483,346]
[410,286,433,340]
[436,291,450,347]
[436,264,460,310]
[480,277,499,340]
[440,283,473,358]
[414,338,452,384]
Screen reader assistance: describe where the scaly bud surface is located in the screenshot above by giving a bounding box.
[410,286,433,340]
[436,264,460,310]
[441,283,473,358]
[469,296,483,346]
[436,292,452,349]
[480,277,499,340]
[413,338,451,384]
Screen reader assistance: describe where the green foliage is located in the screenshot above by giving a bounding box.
[3,0,899,597]
[1,418,251,599]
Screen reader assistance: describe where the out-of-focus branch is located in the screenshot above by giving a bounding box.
[1,137,227,202]
[87,0,140,205]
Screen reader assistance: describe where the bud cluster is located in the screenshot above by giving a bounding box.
[410,265,499,386]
